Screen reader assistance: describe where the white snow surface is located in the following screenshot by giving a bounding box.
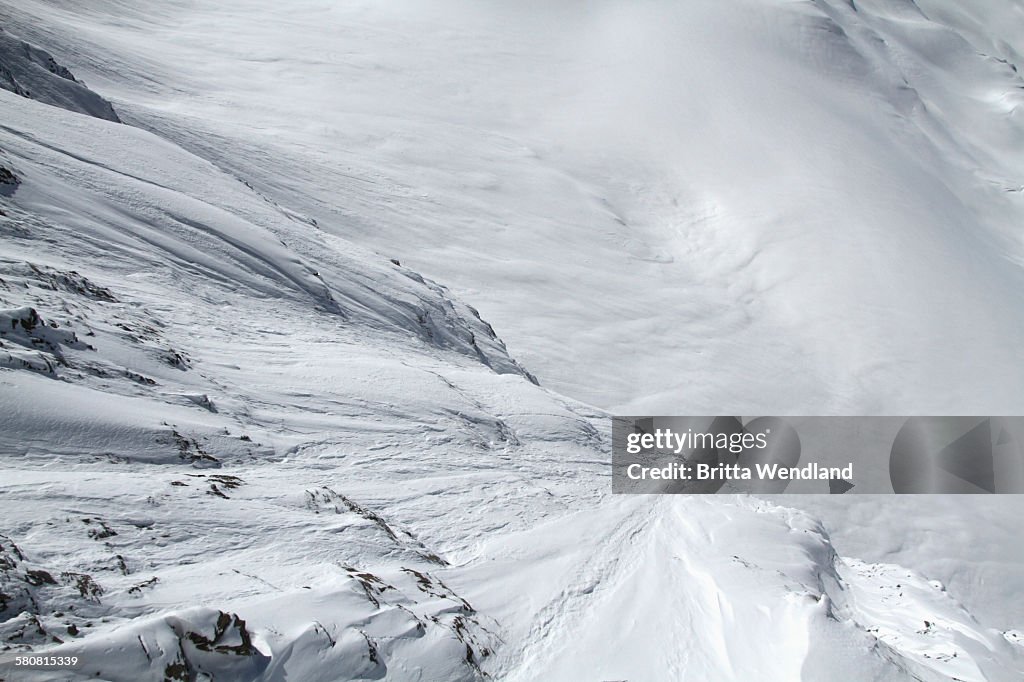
[0,1,1022,680]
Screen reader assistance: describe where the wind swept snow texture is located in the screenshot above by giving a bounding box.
[5,0,1023,413]
[0,1,1022,681]
[0,27,119,122]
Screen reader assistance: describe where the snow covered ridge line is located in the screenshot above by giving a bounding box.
[0,37,557,679]
[2,495,1021,682]
[0,540,499,682]
[0,27,119,122]
[0,83,536,383]
[462,496,1024,681]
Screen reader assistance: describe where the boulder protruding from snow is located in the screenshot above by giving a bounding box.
[0,165,17,187]
[0,306,85,375]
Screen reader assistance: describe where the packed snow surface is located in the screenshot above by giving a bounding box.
[0,0,1022,680]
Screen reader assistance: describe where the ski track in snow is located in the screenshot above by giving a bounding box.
[0,0,1023,680]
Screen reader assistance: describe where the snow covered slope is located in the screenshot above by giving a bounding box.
[1,1,1023,680]
[4,0,1023,413]
[0,26,118,122]
[0,85,602,679]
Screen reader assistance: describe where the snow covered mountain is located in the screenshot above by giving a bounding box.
[0,1,1022,680]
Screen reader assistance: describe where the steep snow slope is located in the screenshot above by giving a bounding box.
[4,0,1023,413]
[6,0,1021,617]
[0,81,1020,682]
[0,26,119,123]
[456,496,1022,682]
[1,1,1023,680]
[0,87,601,679]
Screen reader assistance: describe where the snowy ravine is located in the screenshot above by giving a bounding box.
[0,1,1022,681]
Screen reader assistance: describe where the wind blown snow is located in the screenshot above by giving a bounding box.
[0,0,1022,680]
